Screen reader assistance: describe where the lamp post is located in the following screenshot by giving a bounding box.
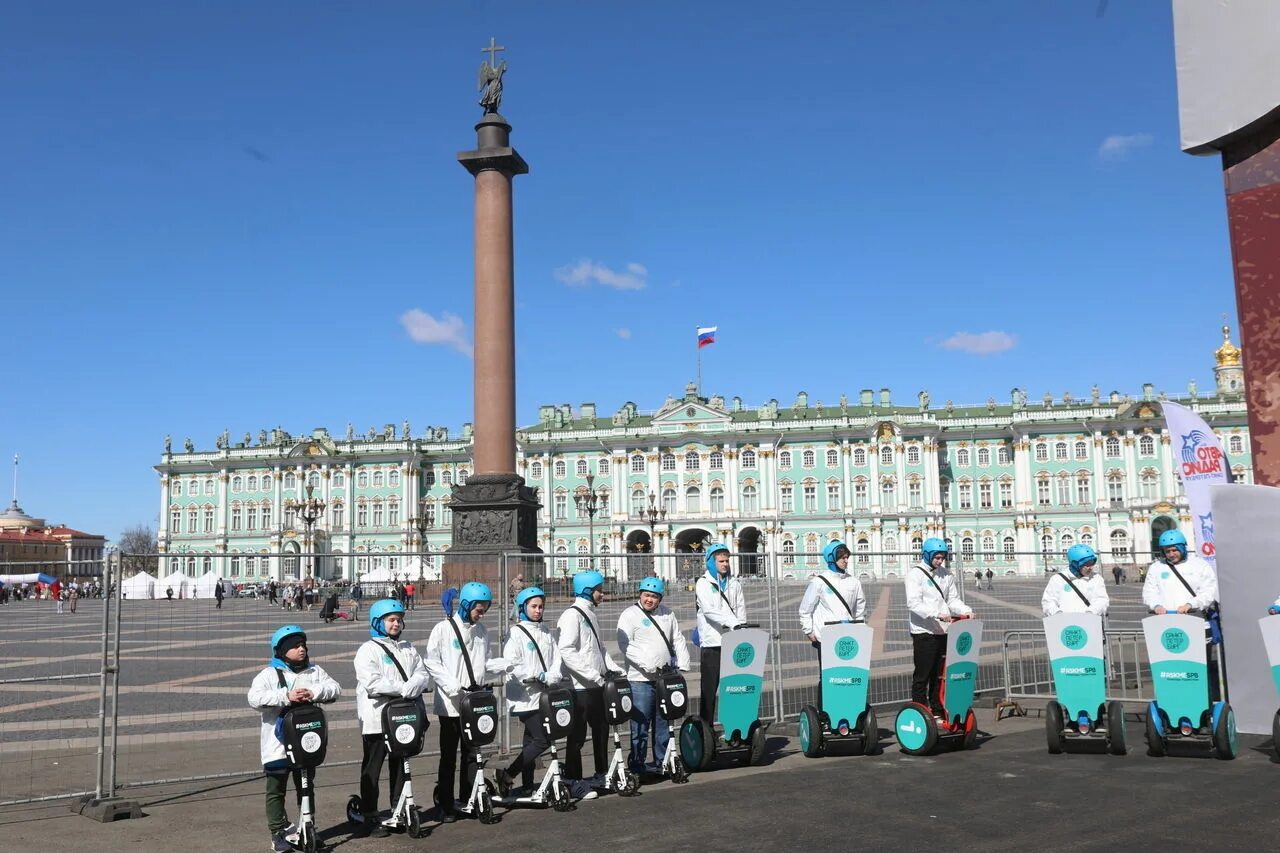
[1041,522,1052,576]
[642,491,667,575]
[286,484,327,582]
[574,473,605,571]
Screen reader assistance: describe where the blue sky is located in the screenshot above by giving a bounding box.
[1,1,1240,543]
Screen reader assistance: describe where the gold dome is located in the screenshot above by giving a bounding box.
[1215,324,1242,367]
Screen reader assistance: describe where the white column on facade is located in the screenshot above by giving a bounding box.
[868,441,881,514]
[1013,436,1032,509]
[841,438,853,514]
[158,475,171,548]
[924,438,940,512]
[895,439,907,513]
[648,445,660,501]
[1158,429,1174,500]
[724,442,739,515]
[611,448,625,524]
[1123,430,1138,503]
[1091,431,1105,511]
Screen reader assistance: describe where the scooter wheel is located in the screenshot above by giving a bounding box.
[551,780,574,812]
[670,754,689,785]
[477,791,497,825]
[1045,702,1065,754]
[407,807,423,839]
[346,794,363,825]
[1105,700,1127,756]
[621,768,641,796]
[799,705,823,758]
[298,823,317,853]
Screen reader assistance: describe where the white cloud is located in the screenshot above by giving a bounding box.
[938,331,1016,355]
[1097,133,1153,160]
[399,308,473,358]
[554,259,648,291]
[616,327,632,339]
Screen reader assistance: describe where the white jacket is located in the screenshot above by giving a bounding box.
[247,662,342,766]
[1042,572,1110,617]
[906,562,972,635]
[1142,554,1218,613]
[799,570,866,639]
[616,602,691,683]
[695,574,746,649]
[423,614,510,717]
[354,636,431,735]
[556,600,621,689]
[503,620,564,713]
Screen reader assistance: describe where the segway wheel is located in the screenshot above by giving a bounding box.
[407,807,423,839]
[299,823,317,853]
[552,779,574,812]
[961,709,978,750]
[1212,704,1238,761]
[747,721,768,766]
[1045,701,1065,755]
[799,705,824,758]
[346,794,363,825]
[1273,709,1280,763]
[1105,700,1127,756]
[1145,705,1166,758]
[679,717,715,772]
[862,706,880,756]
[894,703,938,756]
[621,767,641,796]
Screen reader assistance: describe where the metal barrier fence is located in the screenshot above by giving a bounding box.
[0,548,1153,808]
[1002,629,1152,707]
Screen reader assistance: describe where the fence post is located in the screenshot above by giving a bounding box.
[93,554,114,799]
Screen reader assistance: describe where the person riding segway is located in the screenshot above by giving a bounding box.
[349,599,431,837]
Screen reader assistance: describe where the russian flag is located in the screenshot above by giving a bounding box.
[697,326,717,348]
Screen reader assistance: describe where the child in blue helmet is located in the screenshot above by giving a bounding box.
[498,586,564,795]
[1042,544,1110,617]
[617,575,691,775]
[1269,596,1280,616]
[352,598,431,836]
[695,543,747,721]
[556,569,621,784]
[422,581,511,821]
[906,538,973,719]
[248,625,342,853]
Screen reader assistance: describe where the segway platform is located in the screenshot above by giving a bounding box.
[797,623,878,758]
[1042,612,1126,755]
[679,625,770,771]
[1142,614,1236,760]
[895,618,982,755]
[1258,615,1280,761]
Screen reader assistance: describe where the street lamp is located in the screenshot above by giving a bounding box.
[574,473,605,570]
[1041,522,1052,576]
[286,484,327,582]
[409,497,432,581]
[642,491,667,574]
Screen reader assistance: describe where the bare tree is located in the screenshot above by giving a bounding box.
[118,524,158,577]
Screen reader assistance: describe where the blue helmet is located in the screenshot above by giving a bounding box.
[704,543,730,574]
[1066,544,1098,577]
[271,624,306,657]
[458,581,493,623]
[1158,530,1187,561]
[822,540,851,572]
[638,576,666,598]
[922,538,949,565]
[515,586,546,622]
[572,570,606,599]
[368,598,406,638]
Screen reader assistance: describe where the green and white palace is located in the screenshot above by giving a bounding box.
[156,327,1252,583]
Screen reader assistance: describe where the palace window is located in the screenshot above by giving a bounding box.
[230,477,241,493]
[1057,475,1072,506]
[231,556,241,576]
[631,454,645,473]
[802,450,815,468]
[246,505,257,530]
[741,484,759,514]
[1055,442,1068,461]
[285,472,297,489]
[853,447,866,467]
[997,445,1010,465]
[780,484,794,514]
[1229,435,1245,454]
[802,483,816,513]
[357,503,369,527]
[826,449,839,467]
[880,445,894,466]
[885,535,899,565]
[173,481,183,498]
[388,501,400,526]
[856,539,871,565]
[958,481,972,511]
[332,471,344,487]
[577,459,589,477]
[231,506,242,531]
[685,451,700,471]
[187,507,198,532]
[662,488,676,515]
[204,478,215,495]
[709,451,724,470]
[1037,477,1051,507]
[261,503,271,528]
[331,503,343,528]
[203,507,214,533]
[907,445,921,465]
[1077,474,1091,505]
[1140,471,1159,501]
[999,479,1013,509]
[247,476,257,491]
[686,486,701,513]
[442,470,452,487]
[457,469,468,486]
[976,447,989,466]
[631,488,646,516]
[554,460,566,478]
[881,479,895,506]
[1003,536,1016,560]
[554,493,567,520]
[854,480,869,510]
[1104,437,1121,459]
[782,539,795,567]
[661,453,676,471]
[372,502,384,527]
[961,537,975,560]
[778,451,792,468]
[373,471,384,488]
[979,481,993,510]
[389,470,400,487]
[1035,443,1048,463]
[710,487,725,513]
[308,472,320,490]
[957,448,970,467]
[1139,435,1155,457]
[1074,441,1088,460]
[908,479,922,509]
[356,471,368,488]
[1107,474,1124,505]
[530,461,543,479]
[827,483,841,512]
[938,479,950,512]
[1110,529,1130,560]
[741,449,757,468]
[981,535,995,560]
[598,457,610,476]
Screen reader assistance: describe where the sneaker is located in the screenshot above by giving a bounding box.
[269,831,292,853]
[495,770,513,799]
[568,779,598,801]
[283,823,299,845]
[370,824,391,838]
[435,809,458,824]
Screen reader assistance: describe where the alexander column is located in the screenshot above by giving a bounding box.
[450,38,540,567]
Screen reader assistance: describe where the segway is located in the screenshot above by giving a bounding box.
[1041,612,1126,755]
[600,674,641,796]
[494,680,575,811]
[795,622,878,758]
[655,667,691,783]
[679,624,771,771]
[433,684,502,823]
[1142,613,1236,760]
[895,617,982,755]
[1259,613,1280,761]
[278,697,330,853]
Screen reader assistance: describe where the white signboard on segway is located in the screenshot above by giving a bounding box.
[1042,612,1126,755]
[1142,613,1236,759]
[797,622,878,758]
[1256,615,1280,759]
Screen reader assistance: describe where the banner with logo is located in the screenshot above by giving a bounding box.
[1044,612,1105,717]
[717,626,768,736]
[1162,401,1230,564]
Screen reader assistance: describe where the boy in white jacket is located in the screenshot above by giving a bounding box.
[906,538,974,718]
[557,570,621,783]
[352,598,430,836]
[498,586,563,795]
[247,625,341,853]
[695,544,747,721]
[616,576,690,774]
[1043,545,1110,617]
[423,582,510,822]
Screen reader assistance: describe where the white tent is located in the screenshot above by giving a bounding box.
[194,572,229,599]
[160,571,193,599]
[402,556,441,582]
[359,565,395,583]
[120,571,156,600]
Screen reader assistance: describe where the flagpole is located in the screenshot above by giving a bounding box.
[696,327,702,398]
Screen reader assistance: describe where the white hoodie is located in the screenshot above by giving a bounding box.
[556,599,621,689]
[502,620,563,714]
[695,574,746,649]
[354,635,431,735]
[247,662,342,766]
[616,602,691,683]
[1041,572,1110,617]
[798,570,866,640]
[905,561,972,635]
[423,613,510,717]
[1142,554,1218,613]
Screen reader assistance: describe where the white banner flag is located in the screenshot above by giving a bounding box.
[1162,401,1230,565]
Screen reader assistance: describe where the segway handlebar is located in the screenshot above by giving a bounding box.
[823,619,865,625]
[733,622,761,629]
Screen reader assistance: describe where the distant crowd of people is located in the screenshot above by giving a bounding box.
[0,578,103,610]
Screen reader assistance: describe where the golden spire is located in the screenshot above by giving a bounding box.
[1215,318,1241,367]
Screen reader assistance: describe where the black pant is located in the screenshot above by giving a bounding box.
[911,633,947,715]
[700,647,722,722]
[436,716,477,813]
[565,687,607,779]
[505,711,551,788]
[359,733,405,817]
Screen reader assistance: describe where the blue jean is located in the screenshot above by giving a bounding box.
[628,680,670,772]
